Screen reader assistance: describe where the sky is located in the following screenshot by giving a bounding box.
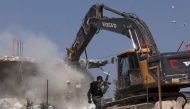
[0,0,190,98]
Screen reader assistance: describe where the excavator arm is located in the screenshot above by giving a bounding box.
[66,4,159,62]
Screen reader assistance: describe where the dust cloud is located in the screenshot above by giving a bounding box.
[0,30,93,108]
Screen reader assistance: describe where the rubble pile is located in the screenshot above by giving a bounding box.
[0,98,23,109]
[152,100,190,109]
[106,100,190,109]
[0,97,60,109]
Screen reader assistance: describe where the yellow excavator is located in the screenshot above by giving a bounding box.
[65,3,190,109]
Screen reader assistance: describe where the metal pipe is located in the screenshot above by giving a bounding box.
[12,38,14,56]
[128,29,137,49]
[146,76,149,108]
[20,40,21,56]
[157,65,162,109]
[17,40,19,56]
[103,5,124,17]
[13,38,16,56]
[22,42,23,56]
[177,41,188,52]
[187,44,190,50]
[134,30,141,49]
[47,79,48,109]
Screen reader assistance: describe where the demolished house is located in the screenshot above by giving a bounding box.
[0,54,109,109]
[0,37,110,109]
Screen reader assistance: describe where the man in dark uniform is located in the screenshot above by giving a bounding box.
[87,76,109,109]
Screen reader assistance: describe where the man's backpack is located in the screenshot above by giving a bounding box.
[90,81,103,96]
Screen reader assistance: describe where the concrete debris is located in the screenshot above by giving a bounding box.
[0,55,34,62]
[66,79,70,84]
[88,59,108,64]
[62,96,66,101]
[152,101,190,109]
[107,103,154,109]
[184,103,190,109]
[173,20,176,23]
[0,55,65,63]
[33,105,40,109]
[12,102,23,109]
[153,101,173,109]
[172,6,175,9]
[183,23,186,26]
[0,98,24,109]
[82,92,86,96]
[81,104,95,109]
[176,96,186,107]
[32,98,42,106]
[111,98,115,102]
[172,100,182,109]
[66,104,96,109]
[0,54,93,109]
[0,98,60,109]
[107,100,190,109]
[79,59,108,69]
[76,84,81,88]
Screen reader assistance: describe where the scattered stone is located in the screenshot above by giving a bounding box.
[76,84,81,88]
[0,98,24,109]
[184,103,190,109]
[182,23,186,26]
[66,79,70,84]
[176,96,186,107]
[153,101,173,109]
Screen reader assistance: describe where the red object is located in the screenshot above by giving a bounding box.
[13,38,16,56]
[169,59,178,69]
[140,36,148,47]
[177,41,190,52]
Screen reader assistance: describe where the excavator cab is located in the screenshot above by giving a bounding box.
[117,48,153,92]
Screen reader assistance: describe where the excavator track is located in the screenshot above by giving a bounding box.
[103,92,190,109]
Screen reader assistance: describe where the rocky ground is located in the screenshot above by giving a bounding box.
[106,99,190,109]
[1,97,190,109]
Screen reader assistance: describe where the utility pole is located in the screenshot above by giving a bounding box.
[47,79,48,109]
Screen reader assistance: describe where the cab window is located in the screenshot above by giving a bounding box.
[119,56,130,88]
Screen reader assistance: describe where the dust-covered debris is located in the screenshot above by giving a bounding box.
[79,59,108,69]
[183,23,186,26]
[76,84,81,88]
[0,97,24,109]
[0,59,94,108]
[173,20,176,24]
[66,79,71,84]
[0,25,96,109]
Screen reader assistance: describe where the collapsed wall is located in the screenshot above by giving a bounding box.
[0,55,94,108]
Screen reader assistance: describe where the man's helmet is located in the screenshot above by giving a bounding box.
[97,76,103,81]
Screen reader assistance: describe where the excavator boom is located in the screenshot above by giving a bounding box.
[66,4,158,62]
